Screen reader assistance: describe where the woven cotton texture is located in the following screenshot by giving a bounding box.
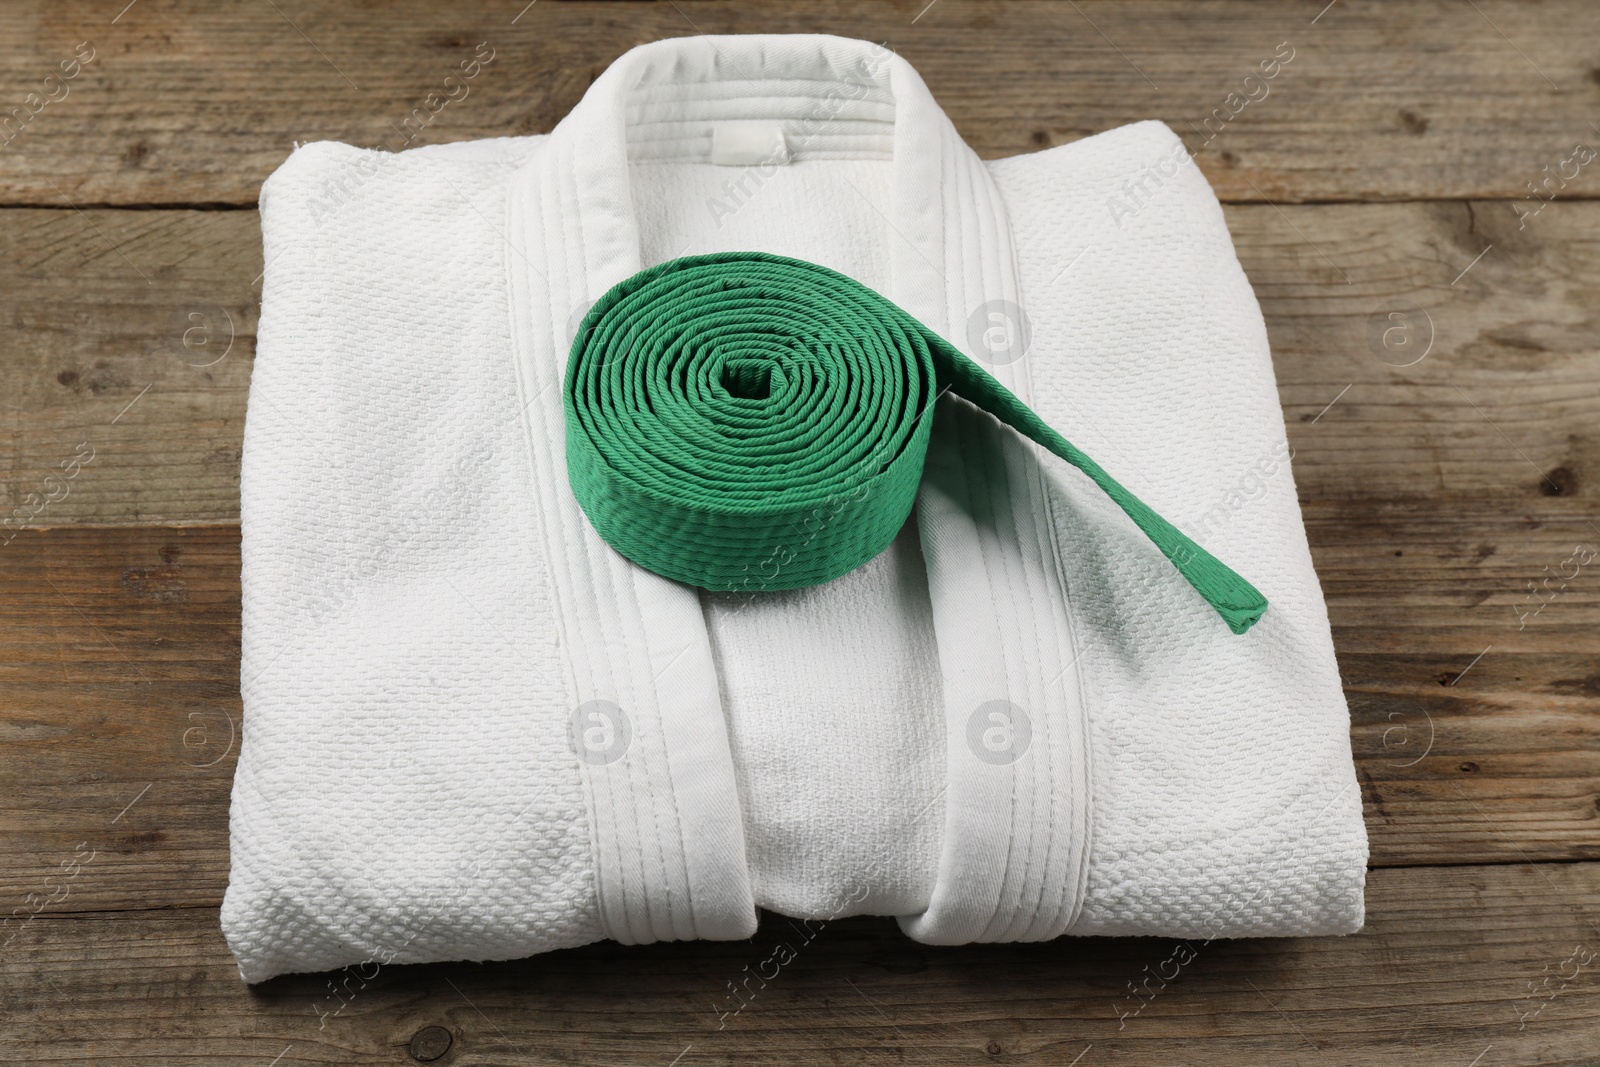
[226,33,1369,984]
[566,251,1268,632]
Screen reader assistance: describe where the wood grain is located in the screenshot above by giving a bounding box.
[1259,199,1600,504]
[0,523,1594,921]
[3,0,1600,206]
[0,208,254,526]
[1,863,1596,1065]
[4,199,1599,525]
[0,526,238,915]
[2,2,1598,1055]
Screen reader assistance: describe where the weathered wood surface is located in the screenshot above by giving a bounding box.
[1,863,1596,1065]
[5,199,1599,524]
[0,523,1594,923]
[0,208,253,525]
[3,0,1600,206]
[0,527,238,916]
[3,1,1600,1062]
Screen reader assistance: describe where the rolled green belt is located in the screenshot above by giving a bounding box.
[563,251,1267,635]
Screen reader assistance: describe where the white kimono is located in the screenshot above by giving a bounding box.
[224,33,1367,983]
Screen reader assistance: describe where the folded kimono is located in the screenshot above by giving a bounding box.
[224,32,1367,983]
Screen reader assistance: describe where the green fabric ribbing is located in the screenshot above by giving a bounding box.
[563,251,1267,634]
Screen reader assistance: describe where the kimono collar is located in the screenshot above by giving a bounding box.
[523,32,1028,381]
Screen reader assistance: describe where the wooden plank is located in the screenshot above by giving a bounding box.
[0,208,255,526]
[4,198,1599,526]
[2,0,1598,206]
[0,526,238,915]
[0,524,1595,922]
[1257,199,1600,504]
[0,863,1596,1065]
[1326,497,1600,866]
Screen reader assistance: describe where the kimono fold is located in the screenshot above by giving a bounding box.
[224,33,1367,983]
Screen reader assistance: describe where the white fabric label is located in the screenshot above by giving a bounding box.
[709,121,790,166]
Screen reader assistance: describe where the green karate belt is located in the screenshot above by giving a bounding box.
[563,251,1267,635]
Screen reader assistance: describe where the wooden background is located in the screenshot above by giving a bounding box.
[2,0,1598,1063]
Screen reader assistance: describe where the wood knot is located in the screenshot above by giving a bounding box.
[1398,108,1429,135]
[1539,466,1577,496]
[409,1025,453,1062]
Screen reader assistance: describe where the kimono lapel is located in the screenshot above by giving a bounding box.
[506,34,1093,945]
[886,51,1093,944]
[506,53,754,947]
